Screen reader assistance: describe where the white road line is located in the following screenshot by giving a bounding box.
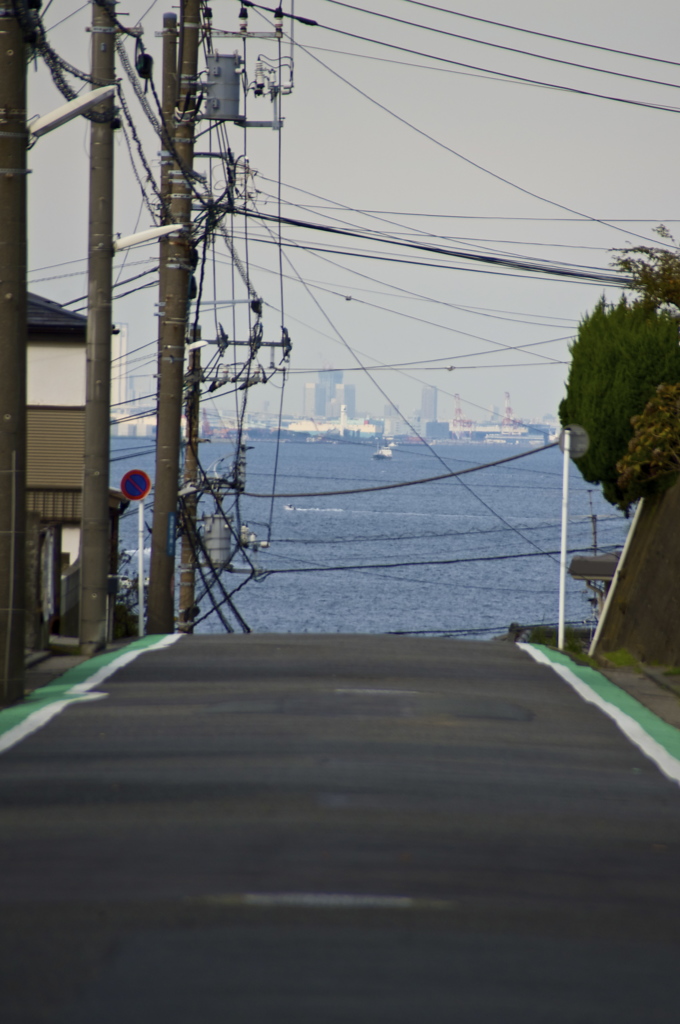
[520,643,680,787]
[68,633,182,694]
[195,892,455,910]
[334,688,421,695]
[0,634,183,755]
[244,893,414,908]
[0,693,106,755]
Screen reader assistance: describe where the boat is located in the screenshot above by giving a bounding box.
[372,446,393,459]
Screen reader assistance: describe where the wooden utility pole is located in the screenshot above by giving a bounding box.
[147,0,200,634]
[0,7,27,704]
[79,0,117,654]
[178,345,201,631]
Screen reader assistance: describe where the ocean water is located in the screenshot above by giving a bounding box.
[111,435,630,639]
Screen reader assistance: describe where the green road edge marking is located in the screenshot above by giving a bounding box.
[519,642,680,785]
[0,634,183,754]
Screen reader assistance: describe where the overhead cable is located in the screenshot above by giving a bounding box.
[399,1,680,69]
[238,209,627,285]
[260,545,602,575]
[294,40,680,250]
[242,434,558,500]
[303,19,680,116]
[319,0,680,92]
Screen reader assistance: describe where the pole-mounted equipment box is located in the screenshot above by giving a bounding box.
[204,53,242,120]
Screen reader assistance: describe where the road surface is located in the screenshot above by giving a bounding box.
[2,633,680,1022]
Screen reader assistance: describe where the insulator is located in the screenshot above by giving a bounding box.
[254,60,266,97]
[135,52,153,80]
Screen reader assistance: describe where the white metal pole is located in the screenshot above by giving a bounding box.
[588,498,644,657]
[558,428,571,650]
[138,497,145,637]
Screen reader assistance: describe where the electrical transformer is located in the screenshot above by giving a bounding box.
[203,515,232,566]
[204,53,242,120]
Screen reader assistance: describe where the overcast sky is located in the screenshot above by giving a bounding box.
[26,0,680,426]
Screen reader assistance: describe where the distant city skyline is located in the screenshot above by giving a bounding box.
[26,2,678,439]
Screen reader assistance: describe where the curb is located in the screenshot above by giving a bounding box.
[640,665,680,702]
[519,643,680,787]
[0,634,183,755]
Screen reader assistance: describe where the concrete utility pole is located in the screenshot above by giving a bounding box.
[178,344,201,631]
[147,1,201,634]
[0,8,27,704]
[79,0,117,654]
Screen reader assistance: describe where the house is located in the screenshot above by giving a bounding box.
[568,552,619,617]
[26,292,88,566]
[26,293,127,641]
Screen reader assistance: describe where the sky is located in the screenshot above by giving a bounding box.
[25,0,680,428]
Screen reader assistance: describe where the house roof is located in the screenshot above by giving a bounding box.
[28,292,87,336]
[568,552,619,582]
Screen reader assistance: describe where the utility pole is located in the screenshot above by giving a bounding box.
[79,0,117,654]
[0,7,27,704]
[147,0,201,634]
[178,344,201,631]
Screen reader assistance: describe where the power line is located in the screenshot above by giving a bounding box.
[399,1,680,69]
[248,236,582,328]
[301,19,680,116]
[272,515,624,546]
[318,0,680,92]
[390,620,591,636]
[238,209,627,284]
[260,545,601,576]
[234,250,574,358]
[243,183,564,563]
[242,435,558,500]
[251,237,624,287]
[251,183,618,268]
[232,269,568,430]
[293,40,680,250]
[284,345,568,371]
[218,247,582,330]
[241,209,628,280]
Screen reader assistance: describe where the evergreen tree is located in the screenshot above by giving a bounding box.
[558,297,680,509]
[611,225,680,313]
[617,383,680,505]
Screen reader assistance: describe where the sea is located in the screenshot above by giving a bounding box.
[111,435,631,640]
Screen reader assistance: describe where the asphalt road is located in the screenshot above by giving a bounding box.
[2,633,680,1022]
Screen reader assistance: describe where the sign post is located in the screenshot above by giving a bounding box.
[120,470,152,638]
[557,426,589,650]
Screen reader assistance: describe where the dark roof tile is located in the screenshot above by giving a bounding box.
[28,292,87,334]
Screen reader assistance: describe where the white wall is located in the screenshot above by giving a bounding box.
[111,324,127,409]
[61,526,80,566]
[27,344,85,406]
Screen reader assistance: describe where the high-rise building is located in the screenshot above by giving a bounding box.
[111,323,154,410]
[421,385,438,422]
[306,369,353,420]
[328,383,356,419]
[303,381,327,418]
[319,368,343,392]
[383,403,409,435]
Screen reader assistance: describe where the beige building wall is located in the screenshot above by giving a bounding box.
[27,343,85,406]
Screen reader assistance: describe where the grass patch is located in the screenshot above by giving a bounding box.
[569,651,600,669]
[528,625,585,656]
[528,625,555,646]
[603,648,640,670]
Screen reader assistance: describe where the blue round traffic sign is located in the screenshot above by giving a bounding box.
[120,469,152,501]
